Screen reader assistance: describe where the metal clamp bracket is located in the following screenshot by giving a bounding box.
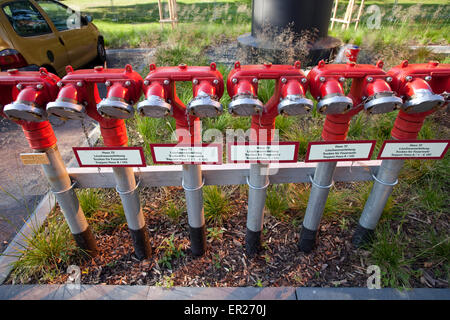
[308,174,334,189]
[182,177,205,192]
[51,180,78,195]
[371,172,398,187]
[246,176,270,190]
[116,178,141,195]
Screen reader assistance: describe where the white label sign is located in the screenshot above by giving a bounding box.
[306,141,376,162]
[151,144,222,164]
[378,141,449,159]
[73,147,146,167]
[228,143,299,163]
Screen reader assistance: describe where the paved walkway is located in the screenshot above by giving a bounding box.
[0,285,448,300]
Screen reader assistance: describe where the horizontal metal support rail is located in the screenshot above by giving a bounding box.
[67,160,382,189]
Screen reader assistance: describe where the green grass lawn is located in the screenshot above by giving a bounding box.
[60,0,449,48]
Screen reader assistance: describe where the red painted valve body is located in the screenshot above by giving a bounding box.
[142,63,224,144]
[0,68,60,149]
[387,61,450,140]
[308,61,394,141]
[227,61,308,142]
[55,65,143,147]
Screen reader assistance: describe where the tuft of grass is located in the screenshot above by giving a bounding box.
[417,183,447,213]
[93,203,127,232]
[265,185,290,220]
[275,116,295,138]
[368,225,412,289]
[203,186,231,226]
[257,80,275,104]
[163,200,184,223]
[283,119,322,159]
[203,112,232,133]
[230,116,252,131]
[418,231,449,274]
[77,189,102,218]
[8,213,82,284]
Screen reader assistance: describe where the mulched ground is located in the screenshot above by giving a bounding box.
[41,185,375,287]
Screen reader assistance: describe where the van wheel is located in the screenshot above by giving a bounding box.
[96,37,106,64]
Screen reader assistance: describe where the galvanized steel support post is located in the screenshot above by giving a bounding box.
[298,161,336,252]
[352,159,403,247]
[246,163,270,255]
[182,164,206,256]
[112,166,151,260]
[40,145,98,255]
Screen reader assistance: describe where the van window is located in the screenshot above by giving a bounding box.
[36,0,79,31]
[2,0,52,37]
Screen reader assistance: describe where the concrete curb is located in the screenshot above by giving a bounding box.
[0,285,448,300]
[0,192,56,285]
[0,124,101,285]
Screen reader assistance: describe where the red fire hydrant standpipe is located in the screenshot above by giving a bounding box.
[137,63,224,256]
[0,68,97,255]
[299,60,403,253]
[47,65,152,260]
[227,61,313,255]
[353,61,449,247]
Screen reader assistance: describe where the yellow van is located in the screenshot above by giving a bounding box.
[0,0,105,76]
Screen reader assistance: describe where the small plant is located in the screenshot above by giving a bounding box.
[156,274,175,289]
[158,234,185,269]
[207,227,224,242]
[163,200,184,222]
[265,185,290,220]
[255,279,263,288]
[212,253,221,270]
[77,189,102,218]
[339,217,350,231]
[203,186,231,225]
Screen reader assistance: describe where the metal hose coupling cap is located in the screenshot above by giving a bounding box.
[403,89,445,114]
[316,94,353,114]
[228,93,264,116]
[278,94,313,116]
[97,97,135,119]
[137,95,172,118]
[3,100,47,122]
[364,92,403,114]
[47,98,86,120]
[187,93,223,118]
